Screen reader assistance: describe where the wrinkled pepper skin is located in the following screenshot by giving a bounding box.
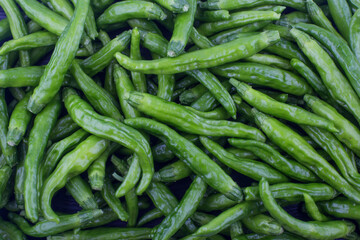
[97,1,167,28]
[211,62,311,96]
[259,179,355,240]
[253,109,360,204]
[24,94,61,223]
[8,209,103,237]
[27,0,89,114]
[63,88,153,195]
[115,31,280,74]
[125,91,265,141]
[245,182,338,202]
[41,135,109,223]
[231,79,336,132]
[125,117,243,202]
[228,138,318,182]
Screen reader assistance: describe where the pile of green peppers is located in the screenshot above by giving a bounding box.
[1,0,360,239]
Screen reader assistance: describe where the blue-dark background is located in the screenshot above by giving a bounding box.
[0,4,321,240]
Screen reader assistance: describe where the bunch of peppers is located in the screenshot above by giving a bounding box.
[1,0,360,239]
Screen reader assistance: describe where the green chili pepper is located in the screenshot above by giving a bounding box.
[184,106,231,120]
[226,147,258,159]
[130,27,147,93]
[266,38,312,67]
[65,175,98,210]
[259,178,355,240]
[245,183,337,202]
[115,154,141,197]
[8,209,103,237]
[154,177,207,240]
[152,53,176,102]
[27,0,89,114]
[291,28,360,124]
[9,87,25,101]
[167,0,196,57]
[209,23,270,45]
[189,27,214,50]
[125,188,138,227]
[113,64,142,119]
[91,0,114,14]
[146,181,178,215]
[49,115,80,142]
[152,134,198,163]
[191,201,263,238]
[70,0,98,40]
[97,1,166,28]
[0,18,11,41]
[63,88,153,195]
[7,91,32,146]
[146,181,197,234]
[200,136,288,183]
[304,95,360,157]
[16,0,93,54]
[263,24,293,41]
[115,31,280,74]
[0,0,30,67]
[195,9,230,22]
[190,81,232,112]
[126,91,265,141]
[228,138,318,182]
[198,193,237,212]
[153,160,192,182]
[212,63,311,96]
[41,135,109,223]
[127,19,163,36]
[153,0,189,13]
[101,176,129,221]
[125,117,243,201]
[80,207,118,229]
[306,0,339,37]
[137,208,163,227]
[0,66,45,87]
[242,214,283,235]
[48,227,153,240]
[104,60,117,98]
[40,129,89,188]
[199,0,306,11]
[318,197,360,220]
[301,125,360,190]
[0,217,26,240]
[231,80,338,132]
[350,9,360,62]
[80,30,130,77]
[70,60,123,122]
[0,89,17,168]
[327,0,352,40]
[0,164,12,201]
[138,30,237,117]
[88,143,119,191]
[244,53,292,70]
[256,90,288,103]
[198,11,280,36]
[277,11,312,27]
[0,31,57,56]
[290,58,335,106]
[252,109,360,204]
[233,232,305,240]
[14,141,26,207]
[24,94,60,223]
[294,23,360,100]
[303,193,330,221]
[180,83,208,105]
